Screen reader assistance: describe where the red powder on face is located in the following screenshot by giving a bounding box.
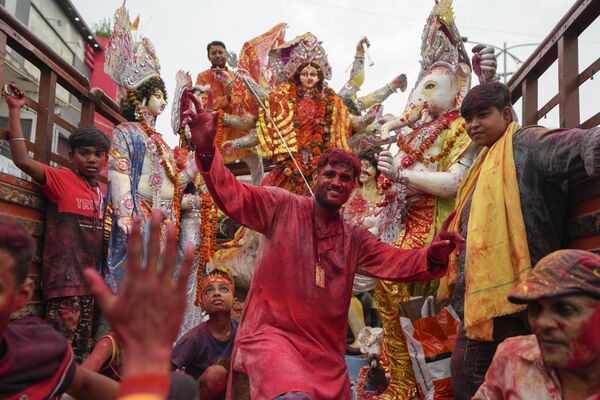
[566,305,600,368]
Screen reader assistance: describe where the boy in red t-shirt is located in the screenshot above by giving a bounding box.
[3,83,110,362]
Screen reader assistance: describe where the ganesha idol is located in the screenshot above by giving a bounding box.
[371,0,498,398]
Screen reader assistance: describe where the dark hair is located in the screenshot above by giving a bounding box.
[207,41,226,53]
[293,62,325,93]
[69,125,110,152]
[357,147,381,184]
[316,148,361,179]
[461,82,512,118]
[0,216,35,285]
[119,76,167,122]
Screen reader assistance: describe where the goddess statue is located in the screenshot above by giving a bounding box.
[103,5,197,292]
[342,147,385,353]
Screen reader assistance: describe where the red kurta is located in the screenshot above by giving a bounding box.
[200,151,444,399]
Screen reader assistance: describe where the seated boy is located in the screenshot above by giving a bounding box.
[0,216,118,399]
[171,270,238,400]
[473,249,600,399]
[3,83,110,362]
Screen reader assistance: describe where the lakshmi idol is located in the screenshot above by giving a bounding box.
[104,5,197,292]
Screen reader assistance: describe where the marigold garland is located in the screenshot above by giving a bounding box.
[194,191,220,308]
[282,83,336,195]
[136,107,181,239]
[397,110,462,168]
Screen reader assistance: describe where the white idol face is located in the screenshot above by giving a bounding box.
[413,66,458,117]
[359,159,376,185]
[146,89,167,117]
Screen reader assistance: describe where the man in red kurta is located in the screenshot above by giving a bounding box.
[186,96,462,399]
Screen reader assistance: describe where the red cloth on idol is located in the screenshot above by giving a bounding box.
[199,151,443,399]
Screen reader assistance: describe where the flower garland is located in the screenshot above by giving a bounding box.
[397,110,463,168]
[136,107,181,239]
[195,191,215,307]
[282,83,336,195]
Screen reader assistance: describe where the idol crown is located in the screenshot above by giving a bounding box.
[419,0,469,79]
[269,32,332,83]
[104,4,161,90]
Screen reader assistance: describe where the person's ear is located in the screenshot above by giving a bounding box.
[502,106,512,123]
[68,150,74,161]
[13,278,34,310]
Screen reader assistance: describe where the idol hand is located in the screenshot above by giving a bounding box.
[472,44,498,83]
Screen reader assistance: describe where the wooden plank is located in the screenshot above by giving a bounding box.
[48,153,71,169]
[521,76,539,125]
[89,88,126,125]
[80,99,96,127]
[33,69,57,163]
[569,197,600,218]
[0,181,44,209]
[0,8,89,94]
[558,33,580,128]
[581,111,600,129]
[0,30,6,90]
[508,0,600,99]
[53,113,77,133]
[578,56,600,85]
[536,94,558,122]
[569,175,600,203]
[566,234,600,252]
[0,202,43,221]
[0,171,39,191]
[565,211,600,240]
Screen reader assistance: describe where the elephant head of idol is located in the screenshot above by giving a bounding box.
[380,0,471,140]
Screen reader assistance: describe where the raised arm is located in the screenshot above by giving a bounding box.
[377,143,479,198]
[2,83,46,183]
[183,91,281,234]
[108,128,135,234]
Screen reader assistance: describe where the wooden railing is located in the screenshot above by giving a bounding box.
[508,0,600,253]
[0,5,125,313]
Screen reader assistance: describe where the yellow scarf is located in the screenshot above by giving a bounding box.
[438,122,531,340]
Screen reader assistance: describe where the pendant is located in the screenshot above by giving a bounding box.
[315,263,325,289]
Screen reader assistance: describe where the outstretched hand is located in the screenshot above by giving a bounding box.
[84,211,194,377]
[181,90,219,153]
[428,210,465,269]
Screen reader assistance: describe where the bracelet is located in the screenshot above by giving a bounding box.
[119,373,170,397]
[397,168,409,186]
[8,137,26,142]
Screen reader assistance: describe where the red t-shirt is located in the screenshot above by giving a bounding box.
[40,165,104,299]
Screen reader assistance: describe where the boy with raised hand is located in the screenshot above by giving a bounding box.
[171,270,237,400]
[2,83,110,362]
[439,82,600,398]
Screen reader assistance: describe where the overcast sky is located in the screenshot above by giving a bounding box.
[72,0,600,147]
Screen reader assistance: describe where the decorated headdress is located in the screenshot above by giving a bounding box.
[268,32,332,85]
[105,4,161,90]
[417,0,471,100]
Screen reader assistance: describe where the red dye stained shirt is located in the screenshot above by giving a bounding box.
[40,164,104,299]
[473,335,600,400]
[200,151,444,400]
